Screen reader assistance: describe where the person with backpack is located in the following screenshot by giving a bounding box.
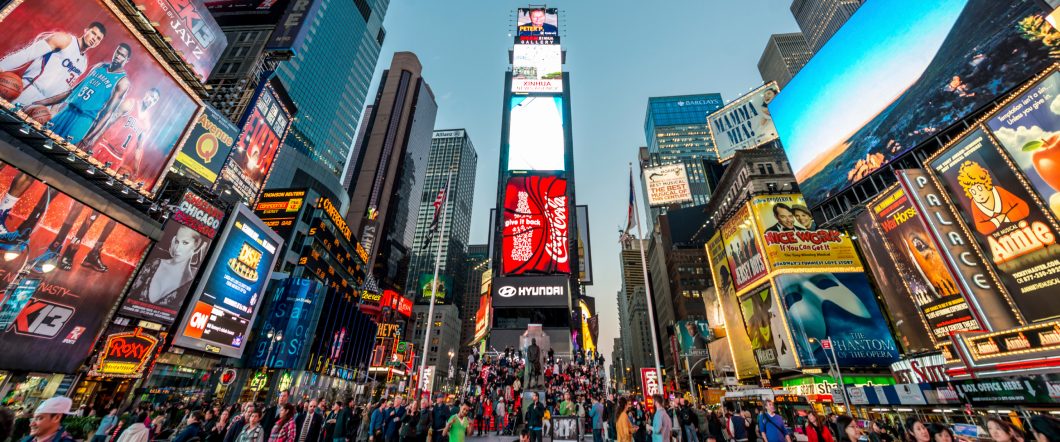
[677,400,698,442]
[757,401,791,442]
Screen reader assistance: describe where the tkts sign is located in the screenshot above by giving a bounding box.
[641,368,661,411]
[502,175,570,275]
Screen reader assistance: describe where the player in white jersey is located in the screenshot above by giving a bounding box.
[0,22,107,106]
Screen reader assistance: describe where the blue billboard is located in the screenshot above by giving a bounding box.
[775,272,900,367]
[250,278,320,369]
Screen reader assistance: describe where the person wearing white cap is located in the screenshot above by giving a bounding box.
[21,396,76,442]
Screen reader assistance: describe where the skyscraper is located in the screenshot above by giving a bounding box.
[641,94,725,227]
[619,239,655,380]
[406,129,478,307]
[346,52,439,293]
[757,32,813,88]
[458,244,489,366]
[790,0,864,53]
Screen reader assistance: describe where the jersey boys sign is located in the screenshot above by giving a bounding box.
[502,175,570,275]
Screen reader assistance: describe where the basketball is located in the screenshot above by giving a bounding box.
[0,71,21,101]
[24,105,52,125]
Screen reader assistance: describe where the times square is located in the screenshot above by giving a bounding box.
[0,0,1058,442]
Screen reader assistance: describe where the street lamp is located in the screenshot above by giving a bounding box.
[255,329,283,402]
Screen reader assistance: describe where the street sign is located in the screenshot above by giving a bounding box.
[821,339,832,350]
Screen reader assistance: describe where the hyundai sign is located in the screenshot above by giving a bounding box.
[491,275,569,308]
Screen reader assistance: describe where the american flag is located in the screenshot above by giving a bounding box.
[424,183,448,248]
[620,169,637,246]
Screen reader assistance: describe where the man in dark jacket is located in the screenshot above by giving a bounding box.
[431,397,451,442]
[263,391,290,437]
[173,412,204,442]
[525,393,546,442]
[383,397,405,442]
[296,399,324,442]
[223,403,254,442]
[677,400,698,442]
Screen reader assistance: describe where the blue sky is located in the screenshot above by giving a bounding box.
[368,0,800,359]
[770,0,967,176]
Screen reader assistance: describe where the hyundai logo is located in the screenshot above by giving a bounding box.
[497,286,517,298]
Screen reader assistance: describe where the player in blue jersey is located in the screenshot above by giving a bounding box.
[41,43,131,145]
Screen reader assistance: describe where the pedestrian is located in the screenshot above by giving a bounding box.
[725,406,748,442]
[384,398,405,442]
[268,404,297,442]
[651,396,671,442]
[707,411,724,442]
[443,405,469,442]
[615,398,635,442]
[431,398,450,442]
[757,401,790,442]
[413,399,431,442]
[560,393,576,417]
[209,409,232,442]
[173,412,205,442]
[835,416,863,442]
[264,392,291,437]
[869,421,893,442]
[370,401,388,442]
[92,408,119,442]
[1029,415,1060,442]
[225,403,255,442]
[398,400,417,442]
[926,424,953,442]
[590,397,605,442]
[903,418,931,442]
[495,398,507,436]
[987,417,1026,442]
[525,393,546,442]
[19,397,76,442]
[236,411,265,442]
[298,400,324,442]
[324,402,341,442]
[742,410,756,442]
[803,412,832,442]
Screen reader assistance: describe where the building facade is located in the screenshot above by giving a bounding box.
[459,244,489,366]
[790,0,863,53]
[410,304,462,381]
[757,33,813,88]
[618,239,655,387]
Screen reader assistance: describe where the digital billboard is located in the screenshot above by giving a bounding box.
[987,70,1060,218]
[643,164,694,207]
[491,275,569,309]
[709,82,779,161]
[172,104,239,186]
[0,0,202,195]
[135,0,227,81]
[705,233,758,379]
[928,128,1060,323]
[770,0,1057,207]
[416,273,450,305]
[865,185,982,344]
[776,273,901,367]
[502,175,570,275]
[676,320,711,377]
[250,277,317,369]
[721,205,767,291]
[750,194,862,271]
[515,8,559,45]
[253,188,306,242]
[120,190,224,324]
[512,44,562,93]
[173,204,283,357]
[738,286,796,369]
[204,0,292,26]
[508,96,565,171]
[215,80,293,206]
[0,162,151,373]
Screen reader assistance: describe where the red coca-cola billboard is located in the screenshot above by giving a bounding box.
[502,175,569,275]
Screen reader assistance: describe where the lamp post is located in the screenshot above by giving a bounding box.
[256,329,283,402]
[809,337,851,415]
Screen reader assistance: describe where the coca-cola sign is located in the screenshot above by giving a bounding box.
[502,176,570,275]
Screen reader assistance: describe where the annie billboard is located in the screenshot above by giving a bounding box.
[709,83,779,161]
[0,0,202,195]
[771,0,1056,207]
[502,175,570,275]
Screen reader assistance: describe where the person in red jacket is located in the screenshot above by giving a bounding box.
[804,412,833,442]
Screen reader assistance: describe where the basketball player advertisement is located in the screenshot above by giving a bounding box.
[0,162,151,373]
[0,0,201,195]
[215,80,293,206]
[172,104,239,186]
[135,0,227,82]
[929,128,1060,323]
[118,190,223,325]
[501,175,570,275]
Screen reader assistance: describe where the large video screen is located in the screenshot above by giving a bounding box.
[512,45,562,93]
[0,162,150,373]
[173,204,282,357]
[502,175,570,275]
[0,0,202,195]
[215,81,292,206]
[770,0,1057,207]
[508,96,565,171]
[136,0,227,82]
[515,8,559,45]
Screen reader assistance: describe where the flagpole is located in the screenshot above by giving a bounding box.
[418,166,453,399]
[630,163,664,380]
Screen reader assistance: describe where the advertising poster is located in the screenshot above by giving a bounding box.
[252,188,305,243]
[928,129,1060,323]
[491,275,569,309]
[852,208,938,354]
[721,205,767,291]
[776,273,901,367]
[709,83,780,161]
[172,104,239,186]
[120,190,223,324]
[706,233,758,379]
[0,0,202,195]
[750,194,862,270]
[204,0,292,26]
[643,164,694,206]
[867,186,982,342]
[738,286,796,369]
[135,0,227,81]
[676,320,711,377]
[173,204,282,357]
[770,0,1056,207]
[987,70,1060,218]
[250,277,317,369]
[640,368,660,411]
[515,8,559,45]
[88,327,159,378]
[0,163,150,373]
[216,81,293,206]
[502,175,570,275]
[508,96,565,171]
[512,44,562,93]
[417,273,450,305]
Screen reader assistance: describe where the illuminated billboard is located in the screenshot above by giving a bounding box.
[249,277,317,369]
[676,320,711,377]
[512,45,562,93]
[173,204,283,357]
[738,286,796,369]
[709,82,780,161]
[253,188,306,242]
[508,96,565,171]
[770,0,1057,207]
[215,80,293,205]
[643,164,694,207]
[515,8,559,45]
[720,205,767,291]
[502,175,569,275]
[0,162,151,373]
[135,0,227,81]
[705,233,758,379]
[417,273,451,305]
[0,0,202,195]
[928,128,1060,324]
[172,105,239,186]
[749,194,862,271]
